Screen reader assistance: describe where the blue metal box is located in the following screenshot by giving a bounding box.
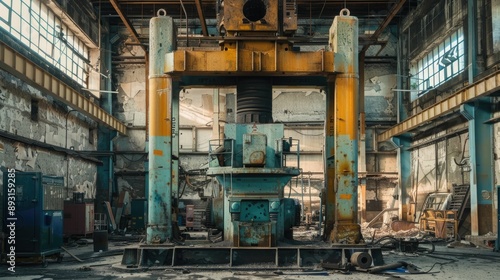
[3,172,64,263]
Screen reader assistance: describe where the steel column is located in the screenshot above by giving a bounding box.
[390,136,411,221]
[147,12,175,243]
[324,80,336,239]
[467,0,477,84]
[461,100,494,236]
[328,10,361,243]
[96,25,115,214]
[172,81,180,216]
[358,52,366,223]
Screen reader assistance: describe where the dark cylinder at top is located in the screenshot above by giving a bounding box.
[236,78,273,123]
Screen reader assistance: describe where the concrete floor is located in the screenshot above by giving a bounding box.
[2,237,500,280]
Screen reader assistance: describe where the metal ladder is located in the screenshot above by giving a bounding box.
[447,184,470,236]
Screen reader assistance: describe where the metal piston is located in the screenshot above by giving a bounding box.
[236,77,273,124]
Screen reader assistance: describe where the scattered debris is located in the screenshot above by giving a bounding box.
[77,266,92,271]
[369,261,421,274]
[390,220,417,232]
[61,246,83,263]
[447,240,476,248]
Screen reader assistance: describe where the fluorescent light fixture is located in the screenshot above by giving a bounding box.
[82,88,119,94]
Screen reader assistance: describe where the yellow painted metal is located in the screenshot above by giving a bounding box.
[0,41,127,135]
[165,41,335,75]
[149,76,172,137]
[334,74,358,140]
[328,11,362,244]
[377,70,500,142]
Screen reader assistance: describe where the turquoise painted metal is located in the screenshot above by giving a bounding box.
[461,100,494,235]
[96,31,115,214]
[325,9,362,243]
[120,4,381,270]
[206,123,301,246]
[390,136,411,220]
[144,3,361,247]
[147,11,175,243]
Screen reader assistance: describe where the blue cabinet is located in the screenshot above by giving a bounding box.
[3,172,64,261]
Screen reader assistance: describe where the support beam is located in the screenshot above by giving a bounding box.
[165,41,335,75]
[359,52,367,223]
[378,70,500,142]
[109,0,142,45]
[0,41,127,135]
[96,30,116,214]
[390,136,411,221]
[461,100,494,236]
[327,10,362,244]
[194,0,209,36]
[361,0,406,53]
[172,81,180,237]
[467,0,477,84]
[324,80,336,240]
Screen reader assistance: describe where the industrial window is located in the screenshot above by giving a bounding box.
[0,0,89,87]
[410,28,465,99]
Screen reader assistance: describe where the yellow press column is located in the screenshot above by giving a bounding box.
[147,10,174,243]
[327,9,362,244]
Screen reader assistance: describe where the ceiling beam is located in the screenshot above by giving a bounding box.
[194,0,209,36]
[377,70,500,142]
[361,0,406,53]
[0,41,127,135]
[109,0,142,45]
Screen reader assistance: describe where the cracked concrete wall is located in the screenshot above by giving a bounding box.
[273,90,325,122]
[363,62,398,222]
[410,125,470,221]
[112,44,149,196]
[0,70,98,202]
[364,64,397,122]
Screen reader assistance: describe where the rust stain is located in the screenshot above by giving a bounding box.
[339,160,352,174]
[339,194,352,200]
[153,149,163,156]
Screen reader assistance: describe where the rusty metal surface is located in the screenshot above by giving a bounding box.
[165,41,335,75]
[118,245,384,269]
[223,0,279,33]
[350,252,372,269]
[238,223,272,247]
[147,13,174,243]
[390,220,416,232]
[324,11,362,244]
[378,70,500,142]
[331,223,362,244]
